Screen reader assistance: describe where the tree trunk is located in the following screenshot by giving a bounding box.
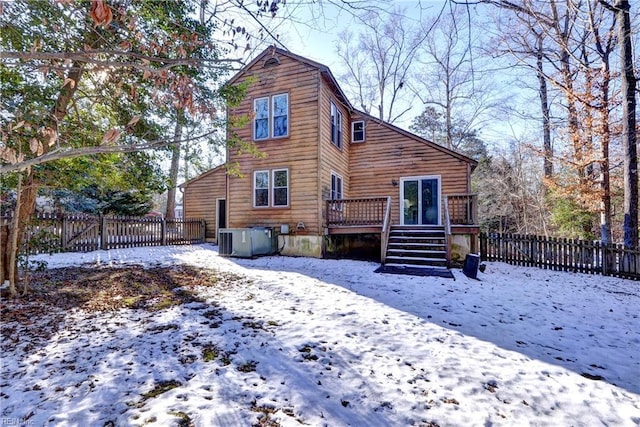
[0,62,83,287]
[6,173,23,297]
[536,34,553,180]
[598,51,613,245]
[166,109,184,220]
[617,0,638,249]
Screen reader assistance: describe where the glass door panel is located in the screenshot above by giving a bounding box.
[421,178,439,225]
[401,177,440,225]
[403,180,419,225]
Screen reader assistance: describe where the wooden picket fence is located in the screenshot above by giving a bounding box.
[480,232,640,281]
[1,213,205,254]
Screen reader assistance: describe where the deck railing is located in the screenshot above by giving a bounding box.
[326,197,388,227]
[380,196,392,263]
[445,194,478,226]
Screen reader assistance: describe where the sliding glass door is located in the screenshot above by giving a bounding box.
[401,176,440,225]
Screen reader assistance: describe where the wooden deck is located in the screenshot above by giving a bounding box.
[326,194,478,233]
[327,195,478,265]
[326,197,388,234]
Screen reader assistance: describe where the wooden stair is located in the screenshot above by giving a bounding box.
[384,225,448,269]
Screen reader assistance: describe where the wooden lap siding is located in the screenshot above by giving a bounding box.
[348,115,472,225]
[182,166,226,239]
[227,55,322,234]
[318,77,351,223]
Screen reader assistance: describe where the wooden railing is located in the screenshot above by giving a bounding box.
[445,194,478,225]
[326,197,388,227]
[480,232,640,281]
[443,196,453,268]
[1,213,205,254]
[380,196,392,264]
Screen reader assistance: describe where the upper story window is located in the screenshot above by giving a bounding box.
[253,168,289,208]
[331,172,343,200]
[254,93,289,141]
[272,94,289,138]
[352,121,365,143]
[330,101,342,149]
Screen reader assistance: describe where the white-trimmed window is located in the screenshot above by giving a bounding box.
[253,168,289,208]
[272,169,289,207]
[254,170,269,207]
[272,94,289,138]
[352,121,365,142]
[253,93,289,140]
[254,97,269,140]
[331,172,343,200]
[330,101,342,148]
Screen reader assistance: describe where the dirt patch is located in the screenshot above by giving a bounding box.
[0,265,243,351]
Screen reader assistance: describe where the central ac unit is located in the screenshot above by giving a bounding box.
[218,227,277,257]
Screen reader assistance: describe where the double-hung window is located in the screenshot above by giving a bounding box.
[352,121,365,142]
[272,169,289,207]
[330,101,342,148]
[254,170,270,207]
[331,172,343,200]
[272,94,288,138]
[253,93,289,140]
[253,168,289,208]
[254,97,270,140]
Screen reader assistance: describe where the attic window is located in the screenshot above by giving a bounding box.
[263,57,280,68]
[352,121,365,142]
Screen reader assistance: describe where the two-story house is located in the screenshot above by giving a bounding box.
[180,46,479,268]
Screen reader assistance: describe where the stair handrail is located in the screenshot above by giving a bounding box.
[380,196,392,264]
[443,196,452,268]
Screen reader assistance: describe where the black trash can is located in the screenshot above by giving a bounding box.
[463,254,480,279]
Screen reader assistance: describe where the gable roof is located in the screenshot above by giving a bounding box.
[352,109,478,169]
[228,46,478,169]
[226,46,353,110]
[179,164,226,189]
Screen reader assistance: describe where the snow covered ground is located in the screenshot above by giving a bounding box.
[2,244,639,426]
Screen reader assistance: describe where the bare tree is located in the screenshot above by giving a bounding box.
[335,8,426,123]
[481,0,633,243]
[411,6,502,151]
[598,0,638,249]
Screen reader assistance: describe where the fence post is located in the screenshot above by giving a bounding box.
[602,242,611,275]
[161,217,167,246]
[100,215,107,250]
[60,213,67,251]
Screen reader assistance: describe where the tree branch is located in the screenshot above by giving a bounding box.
[0,131,220,174]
